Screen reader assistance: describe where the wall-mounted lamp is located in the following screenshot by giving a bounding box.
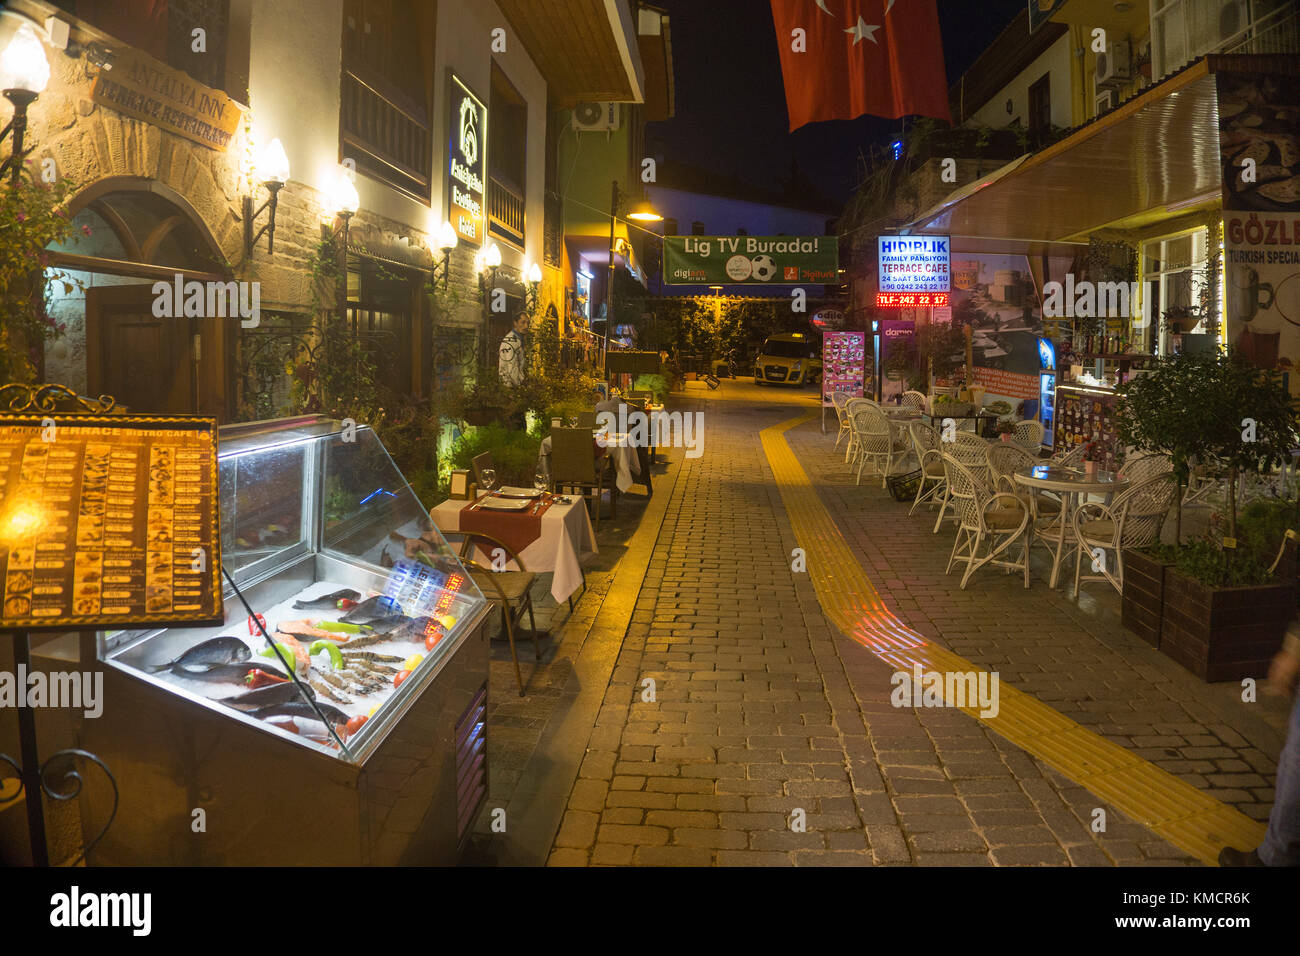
[328,167,360,247]
[429,220,457,287]
[243,137,289,255]
[0,22,51,187]
[525,260,542,285]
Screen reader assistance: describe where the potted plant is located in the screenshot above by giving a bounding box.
[1116,350,1298,675]
[1081,441,1099,476]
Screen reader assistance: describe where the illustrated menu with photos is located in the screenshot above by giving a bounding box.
[0,416,223,630]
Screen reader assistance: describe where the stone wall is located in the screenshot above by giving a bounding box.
[10,33,489,402]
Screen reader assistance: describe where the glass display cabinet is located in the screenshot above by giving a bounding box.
[83,416,492,865]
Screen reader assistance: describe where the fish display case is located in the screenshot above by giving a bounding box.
[81,416,492,865]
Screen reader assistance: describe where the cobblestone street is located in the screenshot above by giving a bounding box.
[465,380,1293,867]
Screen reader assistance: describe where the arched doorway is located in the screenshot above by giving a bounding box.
[44,177,232,416]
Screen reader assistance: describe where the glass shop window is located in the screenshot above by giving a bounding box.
[1141,227,1210,355]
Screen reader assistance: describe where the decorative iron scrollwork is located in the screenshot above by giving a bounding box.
[0,748,119,866]
[0,383,117,414]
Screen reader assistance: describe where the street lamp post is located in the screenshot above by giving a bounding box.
[603,180,620,363]
[602,181,662,367]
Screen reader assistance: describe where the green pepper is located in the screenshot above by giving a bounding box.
[259,643,296,673]
[314,621,369,634]
[308,640,344,669]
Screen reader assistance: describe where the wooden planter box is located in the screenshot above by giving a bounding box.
[1121,549,1170,648]
[1159,569,1296,682]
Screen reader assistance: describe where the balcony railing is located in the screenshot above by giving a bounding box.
[489,174,526,248]
[1221,4,1299,56]
[340,67,431,200]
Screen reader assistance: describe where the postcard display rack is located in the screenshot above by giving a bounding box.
[82,416,492,865]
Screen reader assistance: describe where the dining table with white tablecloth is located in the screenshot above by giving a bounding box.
[429,492,596,603]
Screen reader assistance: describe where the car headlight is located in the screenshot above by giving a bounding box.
[792,362,802,372]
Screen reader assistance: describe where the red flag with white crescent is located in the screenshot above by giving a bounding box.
[770,0,952,130]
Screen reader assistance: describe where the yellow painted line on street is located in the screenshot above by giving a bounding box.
[762,412,1264,865]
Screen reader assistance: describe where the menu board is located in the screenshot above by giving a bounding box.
[0,415,223,630]
[1054,386,1120,471]
[822,331,866,406]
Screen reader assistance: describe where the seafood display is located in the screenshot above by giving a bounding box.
[149,636,251,672]
[151,581,467,749]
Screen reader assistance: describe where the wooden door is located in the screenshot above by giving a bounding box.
[86,284,195,414]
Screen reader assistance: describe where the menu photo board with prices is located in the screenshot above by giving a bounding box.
[0,415,223,631]
[1054,390,1120,471]
[822,331,866,405]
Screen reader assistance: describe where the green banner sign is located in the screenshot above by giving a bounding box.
[662,235,838,285]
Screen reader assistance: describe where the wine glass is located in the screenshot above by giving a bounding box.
[534,472,548,496]
[480,469,497,495]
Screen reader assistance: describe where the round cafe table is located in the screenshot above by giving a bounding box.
[1012,464,1129,588]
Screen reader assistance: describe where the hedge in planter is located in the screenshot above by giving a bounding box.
[1145,531,1296,682]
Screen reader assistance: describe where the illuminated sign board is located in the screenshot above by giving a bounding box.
[448,74,487,247]
[875,292,950,308]
[878,235,950,293]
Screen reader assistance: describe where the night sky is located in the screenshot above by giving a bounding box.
[646,0,1027,206]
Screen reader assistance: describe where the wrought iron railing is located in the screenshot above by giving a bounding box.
[1220,4,1299,56]
[340,67,431,200]
[489,174,525,248]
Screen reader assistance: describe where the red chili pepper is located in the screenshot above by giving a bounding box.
[337,598,358,610]
[245,668,289,689]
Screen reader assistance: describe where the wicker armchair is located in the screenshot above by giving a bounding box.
[1012,419,1045,450]
[942,455,1031,589]
[908,421,947,519]
[985,442,1037,494]
[851,406,909,488]
[831,390,853,452]
[901,390,926,409]
[1052,442,1089,467]
[932,431,992,531]
[1070,472,1176,596]
[843,397,875,462]
[1119,453,1173,483]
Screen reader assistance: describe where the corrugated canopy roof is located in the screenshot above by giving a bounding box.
[907,59,1226,243]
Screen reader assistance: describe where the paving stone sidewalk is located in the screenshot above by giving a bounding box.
[785,413,1289,825]
[543,382,1288,865]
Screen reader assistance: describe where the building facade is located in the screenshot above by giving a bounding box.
[2,0,652,419]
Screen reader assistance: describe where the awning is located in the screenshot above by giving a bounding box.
[496,0,645,105]
[904,59,1224,242]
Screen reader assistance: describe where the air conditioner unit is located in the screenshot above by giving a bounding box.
[1095,39,1131,86]
[572,101,620,132]
[1095,88,1117,116]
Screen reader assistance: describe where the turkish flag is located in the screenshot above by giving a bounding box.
[770,0,952,131]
